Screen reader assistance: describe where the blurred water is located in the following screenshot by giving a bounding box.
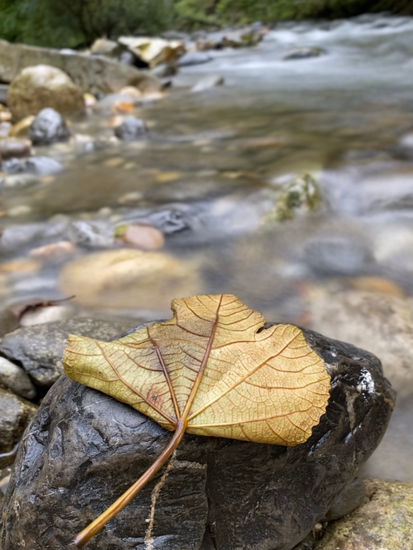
[1,14,412,480]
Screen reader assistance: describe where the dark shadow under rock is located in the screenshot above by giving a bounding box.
[0,327,395,550]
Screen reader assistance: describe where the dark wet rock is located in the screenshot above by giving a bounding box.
[29,107,70,145]
[395,132,413,160]
[191,74,224,92]
[0,388,37,467]
[0,356,36,400]
[0,326,395,549]
[304,236,373,277]
[25,156,64,175]
[314,479,413,550]
[0,38,161,96]
[283,47,326,60]
[0,317,141,388]
[0,84,7,104]
[0,138,31,160]
[178,51,212,67]
[114,116,147,141]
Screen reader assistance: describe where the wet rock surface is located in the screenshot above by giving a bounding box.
[0,388,37,466]
[114,116,147,141]
[313,479,413,550]
[0,317,141,388]
[0,356,36,399]
[0,326,395,550]
[29,107,70,145]
[0,38,161,95]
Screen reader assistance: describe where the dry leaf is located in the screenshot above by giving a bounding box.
[63,294,330,547]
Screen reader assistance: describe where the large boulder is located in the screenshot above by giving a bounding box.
[0,39,161,96]
[7,65,85,121]
[0,326,395,549]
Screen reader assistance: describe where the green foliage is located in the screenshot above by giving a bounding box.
[0,0,412,48]
[0,0,175,48]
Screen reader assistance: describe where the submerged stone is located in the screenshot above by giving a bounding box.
[0,325,394,549]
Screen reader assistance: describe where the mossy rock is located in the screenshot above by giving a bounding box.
[315,479,413,550]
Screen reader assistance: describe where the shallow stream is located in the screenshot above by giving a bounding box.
[1,14,412,481]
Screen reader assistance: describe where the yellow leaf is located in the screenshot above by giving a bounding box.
[63,294,330,547]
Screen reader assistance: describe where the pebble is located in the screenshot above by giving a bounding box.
[115,223,165,250]
[0,357,36,400]
[29,240,75,259]
[114,116,147,141]
[28,107,70,145]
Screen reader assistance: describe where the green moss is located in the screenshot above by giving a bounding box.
[266,173,322,223]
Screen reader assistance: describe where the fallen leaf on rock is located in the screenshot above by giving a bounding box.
[63,293,330,547]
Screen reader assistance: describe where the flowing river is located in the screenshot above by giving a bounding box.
[1,14,412,480]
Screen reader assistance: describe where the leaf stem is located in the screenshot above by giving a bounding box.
[73,420,187,548]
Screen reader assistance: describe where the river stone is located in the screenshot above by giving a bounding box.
[0,39,162,96]
[0,356,36,399]
[114,116,147,141]
[0,317,141,388]
[0,327,394,549]
[306,290,413,398]
[7,65,85,121]
[0,388,37,465]
[29,107,70,145]
[314,479,413,550]
[58,248,201,312]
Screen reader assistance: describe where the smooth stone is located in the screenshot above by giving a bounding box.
[0,138,31,160]
[0,356,36,400]
[115,223,165,250]
[0,38,161,96]
[90,38,123,58]
[0,388,37,465]
[29,107,70,145]
[6,64,85,121]
[0,327,394,549]
[0,317,141,388]
[24,156,64,175]
[1,172,41,188]
[283,47,326,60]
[314,479,413,550]
[59,248,200,312]
[114,116,147,141]
[191,75,224,93]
